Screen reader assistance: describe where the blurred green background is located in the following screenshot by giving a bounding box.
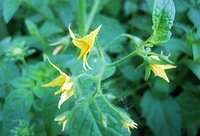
[0,0,200,136]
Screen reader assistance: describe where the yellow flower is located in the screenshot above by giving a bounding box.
[120,119,138,133]
[42,58,74,109]
[119,112,138,133]
[150,56,176,82]
[68,24,102,70]
[54,114,69,131]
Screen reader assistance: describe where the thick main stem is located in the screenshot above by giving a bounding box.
[86,0,101,33]
[78,0,86,37]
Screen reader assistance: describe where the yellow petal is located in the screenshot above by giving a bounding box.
[69,24,85,49]
[83,61,92,71]
[62,82,73,90]
[54,114,67,121]
[42,75,66,87]
[78,44,89,60]
[161,65,176,70]
[151,64,169,82]
[54,87,63,95]
[58,89,74,109]
[72,38,86,49]
[82,25,102,48]
[47,58,68,78]
[68,23,75,39]
[62,119,68,131]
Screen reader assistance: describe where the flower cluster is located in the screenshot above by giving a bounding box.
[42,23,176,133]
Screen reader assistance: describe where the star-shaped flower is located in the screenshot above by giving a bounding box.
[42,58,74,109]
[68,24,102,70]
[150,56,176,82]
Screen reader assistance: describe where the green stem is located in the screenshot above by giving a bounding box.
[78,0,86,37]
[71,90,97,113]
[106,50,137,68]
[136,33,155,52]
[95,38,105,65]
[105,33,155,68]
[93,98,103,117]
[86,0,101,33]
[98,89,119,113]
[76,72,97,80]
[102,34,134,52]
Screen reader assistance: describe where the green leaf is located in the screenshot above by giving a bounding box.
[152,0,175,43]
[176,89,200,126]
[42,90,68,136]
[71,49,115,80]
[54,0,73,29]
[67,98,131,136]
[41,21,63,38]
[105,0,121,17]
[120,60,143,82]
[93,14,125,49]
[187,7,200,27]
[3,89,34,136]
[140,91,181,136]
[3,0,22,23]
[25,19,40,38]
[151,78,170,97]
[23,0,54,20]
[9,77,35,88]
[0,37,11,56]
[192,43,200,61]
[184,59,200,80]
[124,0,137,16]
[145,0,154,13]
[27,65,45,81]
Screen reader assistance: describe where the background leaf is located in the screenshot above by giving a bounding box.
[3,0,22,23]
[2,89,34,136]
[67,98,131,136]
[140,91,181,136]
[25,19,40,38]
[9,77,35,88]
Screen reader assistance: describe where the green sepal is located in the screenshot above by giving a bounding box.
[135,62,145,72]
[147,56,168,65]
[144,61,151,81]
[158,54,174,65]
[118,112,133,124]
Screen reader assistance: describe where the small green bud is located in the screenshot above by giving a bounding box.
[101,115,109,127]
[6,42,27,61]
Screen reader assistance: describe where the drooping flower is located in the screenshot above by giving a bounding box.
[119,112,138,133]
[42,58,74,109]
[68,24,102,70]
[150,56,176,82]
[54,113,70,131]
[120,119,138,133]
[118,112,138,133]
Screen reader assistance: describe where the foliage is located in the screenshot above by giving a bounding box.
[0,0,200,136]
